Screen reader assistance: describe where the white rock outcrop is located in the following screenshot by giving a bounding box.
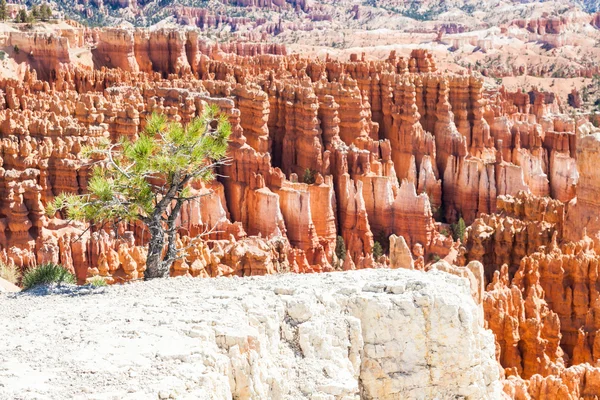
[0,269,502,399]
[0,276,19,293]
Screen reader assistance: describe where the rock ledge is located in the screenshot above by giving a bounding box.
[0,269,501,399]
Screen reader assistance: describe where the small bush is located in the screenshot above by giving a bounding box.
[13,45,19,54]
[451,217,466,242]
[374,230,390,254]
[302,168,316,184]
[430,253,441,262]
[372,241,383,259]
[335,235,346,261]
[87,276,107,287]
[0,262,21,285]
[22,263,75,290]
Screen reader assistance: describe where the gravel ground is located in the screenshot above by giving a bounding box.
[0,269,500,400]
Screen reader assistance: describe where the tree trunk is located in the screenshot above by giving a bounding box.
[144,174,186,280]
[144,216,170,279]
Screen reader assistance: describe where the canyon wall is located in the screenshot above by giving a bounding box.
[0,27,590,285]
[464,190,600,399]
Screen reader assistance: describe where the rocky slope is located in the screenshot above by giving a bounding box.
[0,269,502,399]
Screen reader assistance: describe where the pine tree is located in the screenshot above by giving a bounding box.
[30,5,39,20]
[48,108,231,279]
[40,4,52,21]
[0,0,8,22]
[372,241,383,260]
[26,10,35,23]
[16,9,28,23]
[451,217,466,243]
[335,235,346,261]
[302,168,315,184]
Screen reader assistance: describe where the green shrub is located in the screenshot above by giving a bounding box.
[451,217,466,242]
[13,45,18,54]
[87,276,107,287]
[373,230,390,254]
[302,168,316,184]
[430,253,441,262]
[0,262,21,285]
[335,235,346,261]
[372,241,383,259]
[22,263,76,290]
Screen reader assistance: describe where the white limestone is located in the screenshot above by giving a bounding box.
[0,269,502,399]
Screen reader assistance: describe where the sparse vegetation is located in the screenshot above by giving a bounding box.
[87,276,108,287]
[372,241,383,259]
[15,8,34,23]
[31,5,39,19]
[428,194,444,221]
[582,86,590,102]
[335,235,346,261]
[373,230,390,254]
[14,3,52,24]
[39,4,53,21]
[0,262,21,285]
[15,9,27,23]
[22,263,76,290]
[0,0,7,22]
[460,4,475,14]
[451,217,466,243]
[302,168,316,184]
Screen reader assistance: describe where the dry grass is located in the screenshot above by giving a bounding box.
[87,276,108,287]
[0,262,21,285]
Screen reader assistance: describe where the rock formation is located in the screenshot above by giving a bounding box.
[0,27,591,279]
[2,25,600,398]
[0,268,503,399]
[564,132,600,244]
[466,191,600,399]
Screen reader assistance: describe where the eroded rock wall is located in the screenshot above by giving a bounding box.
[0,30,592,281]
[466,191,600,399]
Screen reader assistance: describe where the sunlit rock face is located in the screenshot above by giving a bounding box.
[0,268,503,399]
